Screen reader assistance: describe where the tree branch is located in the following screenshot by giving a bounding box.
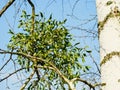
[0,68,25,82]
[89,53,101,74]
[0,49,101,90]
[27,0,35,33]
[0,53,12,71]
[0,0,15,17]
[71,77,105,89]
[34,65,40,81]
[0,64,54,83]
[20,71,35,90]
[49,62,70,83]
[71,78,95,89]
[0,49,71,88]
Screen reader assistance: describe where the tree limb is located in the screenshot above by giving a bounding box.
[0,53,12,71]
[0,67,25,82]
[71,78,95,89]
[0,0,15,17]
[0,49,101,90]
[71,77,105,89]
[0,49,70,83]
[0,49,71,88]
[0,64,54,83]
[20,70,35,90]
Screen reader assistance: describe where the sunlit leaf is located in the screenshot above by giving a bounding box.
[8,29,14,35]
[40,12,43,18]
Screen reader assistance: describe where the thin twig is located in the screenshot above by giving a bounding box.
[11,57,21,84]
[0,49,14,71]
[69,26,97,35]
[0,68,25,82]
[72,0,80,15]
[89,53,101,74]
[71,78,95,89]
[0,54,12,71]
[0,0,15,17]
[20,71,35,90]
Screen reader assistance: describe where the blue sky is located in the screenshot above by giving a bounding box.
[0,0,98,90]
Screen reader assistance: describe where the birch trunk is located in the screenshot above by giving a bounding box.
[96,0,120,90]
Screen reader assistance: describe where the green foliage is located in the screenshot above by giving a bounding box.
[106,1,113,6]
[8,10,90,90]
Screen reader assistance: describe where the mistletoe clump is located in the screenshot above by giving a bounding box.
[8,11,90,89]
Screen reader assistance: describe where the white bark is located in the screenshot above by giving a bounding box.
[96,0,120,90]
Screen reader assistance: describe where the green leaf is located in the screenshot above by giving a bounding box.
[63,19,67,23]
[40,12,43,18]
[85,66,90,71]
[86,50,92,53]
[8,29,14,34]
[82,56,85,63]
[49,14,52,19]
[106,1,113,6]
[82,88,86,90]
[22,10,26,15]
[74,42,80,46]
[83,53,86,57]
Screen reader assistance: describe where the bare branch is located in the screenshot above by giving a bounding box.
[94,83,106,87]
[89,53,101,74]
[0,49,14,71]
[80,72,100,77]
[27,0,35,33]
[0,49,36,62]
[0,0,15,17]
[20,71,35,90]
[72,0,80,15]
[0,68,25,82]
[71,77,105,89]
[37,65,54,70]
[0,64,54,83]
[0,54,12,71]
[49,62,70,83]
[69,26,97,35]
[71,78,95,89]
